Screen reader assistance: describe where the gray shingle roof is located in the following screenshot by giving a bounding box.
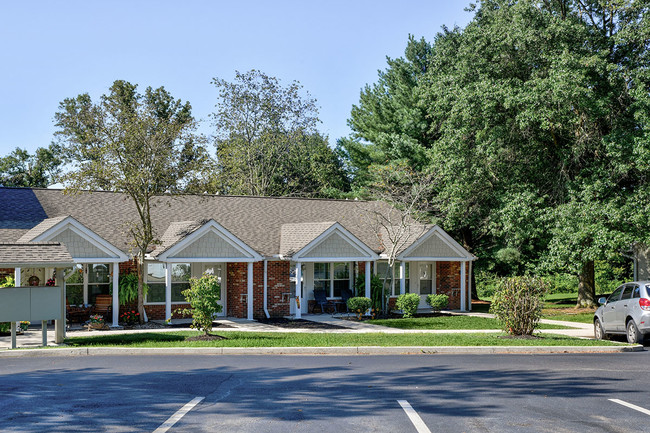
[0,242,74,267]
[151,220,209,258]
[0,187,398,258]
[279,222,336,256]
[17,216,69,242]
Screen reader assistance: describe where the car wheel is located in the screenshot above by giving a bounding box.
[626,320,642,344]
[594,318,607,340]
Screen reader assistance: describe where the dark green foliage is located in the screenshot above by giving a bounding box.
[490,276,548,335]
[211,70,349,197]
[354,274,383,309]
[426,294,449,311]
[347,297,372,320]
[396,293,420,318]
[180,274,223,335]
[0,144,62,187]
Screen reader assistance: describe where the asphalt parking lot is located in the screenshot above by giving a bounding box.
[1,352,649,432]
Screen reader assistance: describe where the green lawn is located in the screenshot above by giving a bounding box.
[62,331,620,347]
[368,315,570,330]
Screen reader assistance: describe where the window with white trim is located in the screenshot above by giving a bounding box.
[419,263,434,295]
[332,263,349,297]
[88,263,111,304]
[145,262,192,304]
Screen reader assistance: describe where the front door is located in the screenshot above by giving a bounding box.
[201,263,226,316]
[417,263,434,309]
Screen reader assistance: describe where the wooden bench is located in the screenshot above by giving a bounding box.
[91,294,112,319]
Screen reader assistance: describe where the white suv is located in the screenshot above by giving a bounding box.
[594,282,650,344]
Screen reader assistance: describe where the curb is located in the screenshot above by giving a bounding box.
[0,344,643,358]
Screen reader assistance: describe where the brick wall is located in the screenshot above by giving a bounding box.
[119,260,138,276]
[226,261,292,319]
[227,262,248,318]
[266,261,291,317]
[143,303,191,320]
[436,261,470,310]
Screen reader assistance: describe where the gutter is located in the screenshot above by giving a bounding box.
[263,259,270,319]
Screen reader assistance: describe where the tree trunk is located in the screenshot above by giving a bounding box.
[576,260,597,308]
[137,254,146,324]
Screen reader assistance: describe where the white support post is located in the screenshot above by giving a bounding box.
[10,321,16,349]
[295,262,302,319]
[165,263,172,323]
[14,267,21,287]
[468,261,473,311]
[365,262,371,298]
[247,262,254,320]
[400,262,406,295]
[460,261,467,312]
[41,320,47,347]
[83,264,88,306]
[112,263,120,326]
[55,267,65,343]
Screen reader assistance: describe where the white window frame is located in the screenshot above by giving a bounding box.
[144,262,192,305]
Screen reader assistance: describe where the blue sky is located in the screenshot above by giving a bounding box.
[0,1,472,155]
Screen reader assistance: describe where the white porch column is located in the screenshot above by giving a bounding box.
[55,267,65,343]
[112,264,119,326]
[399,262,406,295]
[14,267,21,286]
[460,261,467,312]
[365,262,371,298]
[165,263,172,322]
[295,262,302,319]
[468,260,473,311]
[247,262,254,320]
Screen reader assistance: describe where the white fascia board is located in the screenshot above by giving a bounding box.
[292,223,378,261]
[73,257,124,264]
[157,219,263,262]
[161,257,259,263]
[293,256,378,263]
[397,225,474,261]
[31,216,128,261]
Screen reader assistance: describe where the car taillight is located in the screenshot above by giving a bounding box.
[640,298,650,311]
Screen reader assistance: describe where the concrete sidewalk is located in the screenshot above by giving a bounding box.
[0,313,595,350]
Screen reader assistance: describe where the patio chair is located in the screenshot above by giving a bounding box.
[336,288,353,314]
[91,294,112,320]
[313,289,335,314]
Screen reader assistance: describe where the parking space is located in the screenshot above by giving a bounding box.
[1,353,649,432]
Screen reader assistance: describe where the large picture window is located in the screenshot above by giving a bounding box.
[314,262,350,298]
[376,262,410,296]
[64,263,112,306]
[66,265,84,306]
[145,262,192,304]
[88,263,110,304]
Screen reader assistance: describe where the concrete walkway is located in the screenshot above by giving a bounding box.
[0,312,595,350]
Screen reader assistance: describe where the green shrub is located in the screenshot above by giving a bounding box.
[347,297,372,320]
[475,271,501,299]
[355,274,383,310]
[0,322,9,333]
[426,294,449,311]
[179,274,222,335]
[396,293,420,318]
[490,276,548,335]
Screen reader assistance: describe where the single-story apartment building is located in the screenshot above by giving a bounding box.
[0,187,477,326]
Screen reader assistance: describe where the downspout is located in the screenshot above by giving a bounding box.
[263,259,270,319]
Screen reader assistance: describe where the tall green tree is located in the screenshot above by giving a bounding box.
[54,80,206,321]
[0,144,63,187]
[212,70,349,197]
[344,0,650,306]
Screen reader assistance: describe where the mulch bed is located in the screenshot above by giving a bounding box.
[256,318,347,330]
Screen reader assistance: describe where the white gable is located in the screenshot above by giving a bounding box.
[50,228,112,258]
[403,232,463,258]
[171,229,254,259]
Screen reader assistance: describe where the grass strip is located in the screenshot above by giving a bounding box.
[63,331,622,348]
[368,315,570,330]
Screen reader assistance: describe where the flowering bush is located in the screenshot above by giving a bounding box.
[19,321,30,331]
[46,278,56,286]
[120,310,140,325]
[89,314,104,325]
[347,297,372,320]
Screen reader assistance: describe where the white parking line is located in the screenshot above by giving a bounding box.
[609,399,650,416]
[398,400,432,433]
[153,396,205,433]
